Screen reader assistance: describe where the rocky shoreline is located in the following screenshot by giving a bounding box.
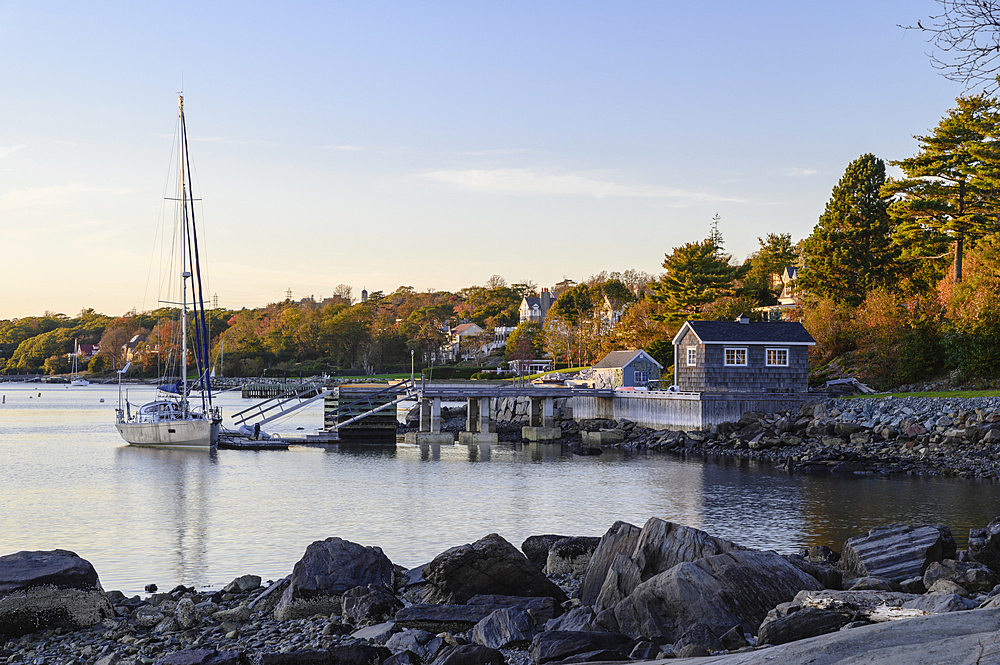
[554,395,1000,481]
[7,512,1000,665]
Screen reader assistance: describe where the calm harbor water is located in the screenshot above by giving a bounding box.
[2,381,999,596]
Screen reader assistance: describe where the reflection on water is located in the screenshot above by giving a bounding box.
[2,382,1000,596]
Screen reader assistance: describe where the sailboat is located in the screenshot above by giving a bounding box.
[70,339,89,386]
[115,95,221,448]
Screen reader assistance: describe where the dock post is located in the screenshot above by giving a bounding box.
[543,397,555,429]
[419,398,432,433]
[467,397,480,433]
[479,397,493,433]
[431,397,442,433]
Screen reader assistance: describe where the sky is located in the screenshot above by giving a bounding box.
[0,0,972,319]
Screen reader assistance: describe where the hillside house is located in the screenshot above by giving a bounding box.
[592,349,662,389]
[519,289,555,324]
[672,315,815,393]
[443,322,485,362]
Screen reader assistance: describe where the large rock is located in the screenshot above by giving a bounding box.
[342,585,402,626]
[840,524,955,583]
[418,534,567,605]
[385,629,445,662]
[757,606,850,645]
[470,606,537,649]
[968,517,1000,575]
[923,559,998,594]
[611,549,823,648]
[546,537,601,576]
[274,538,394,621]
[428,645,504,665]
[530,630,636,665]
[655,607,1000,664]
[521,535,570,571]
[0,549,114,638]
[578,521,641,607]
[580,518,743,612]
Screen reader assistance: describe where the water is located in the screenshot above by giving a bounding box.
[2,381,998,596]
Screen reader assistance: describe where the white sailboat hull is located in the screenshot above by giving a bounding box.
[116,418,219,448]
[71,378,89,386]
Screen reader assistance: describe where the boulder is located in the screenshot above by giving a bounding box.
[385,629,445,662]
[611,549,823,648]
[968,517,1000,575]
[0,549,114,638]
[521,535,571,571]
[581,518,744,612]
[341,585,402,626]
[470,606,537,649]
[418,534,567,605]
[544,606,596,632]
[924,559,998,594]
[903,593,978,614]
[840,524,955,583]
[546,537,602,576]
[350,620,397,642]
[529,630,636,665]
[427,645,504,665]
[578,521,642,607]
[222,575,261,594]
[274,538,394,621]
[466,594,560,624]
[757,606,850,645]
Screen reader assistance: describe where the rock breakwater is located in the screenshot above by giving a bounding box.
[568,395,1000,480]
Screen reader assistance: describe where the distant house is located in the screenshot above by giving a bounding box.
[443,322,486,362]
[757,266,800,320]
[592,349,663,389]
[519,289,555,324]
[123,334,147,363]
[77,344,99,359]
[672,315,815,393]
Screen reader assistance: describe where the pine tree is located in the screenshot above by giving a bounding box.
[883,95,1000,284]
[798,154,897,306]
[649,237,742,321]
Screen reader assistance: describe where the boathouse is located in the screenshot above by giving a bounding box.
[592,349,662,389]
[672,315,815,393]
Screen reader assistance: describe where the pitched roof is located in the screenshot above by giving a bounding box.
[452,323,483,335]
[594,349,663,369]
[674,320,815,345]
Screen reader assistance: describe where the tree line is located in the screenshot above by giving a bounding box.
[7,95,1000,389]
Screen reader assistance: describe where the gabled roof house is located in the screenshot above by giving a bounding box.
[672,315,815,393]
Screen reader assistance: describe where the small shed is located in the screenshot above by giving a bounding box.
[672,315,815,393]
[592,349,663,389]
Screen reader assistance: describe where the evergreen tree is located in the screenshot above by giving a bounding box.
[741,233,799,306]
[884,95,1000,285]
[798,153,896,306]
[648,237,742,321]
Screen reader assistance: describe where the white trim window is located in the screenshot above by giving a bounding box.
[766,348,789,367]
[724,347,748,366]
[686,347,697,367]
[634,370,649,385]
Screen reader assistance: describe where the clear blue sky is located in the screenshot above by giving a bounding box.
[0,0,966,318]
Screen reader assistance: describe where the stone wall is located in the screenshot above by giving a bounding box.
[492,396,573,424]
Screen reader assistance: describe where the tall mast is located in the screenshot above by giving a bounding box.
[179,95,190,413]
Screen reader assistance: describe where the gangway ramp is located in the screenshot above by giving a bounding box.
[229,380,333,428]
[323,381,415,435]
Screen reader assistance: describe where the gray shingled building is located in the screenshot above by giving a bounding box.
[672,315,815,393]
[592,349,663,389]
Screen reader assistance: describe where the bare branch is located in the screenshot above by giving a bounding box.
[904,0,1000,92]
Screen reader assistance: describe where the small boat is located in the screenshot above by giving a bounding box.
[115,95,221,449]
[70,339,89,386]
